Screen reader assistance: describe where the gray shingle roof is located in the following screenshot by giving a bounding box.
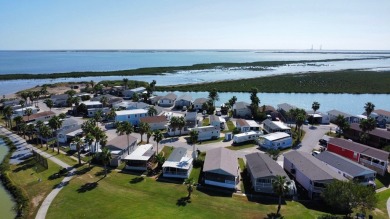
[245,152,288,179]
[167,147,187,162]
[234,101,250,110]
[284,151,346,181]
[106,135,138,151]
[162,93,177,101]
[327,109,352,118]
[329,138,389,161]
[193,98,208,105]
[349,123,390,140]
[277,103,297,112]
[203,147,238,177]
[316,151,375,177]
[177,94,193,102]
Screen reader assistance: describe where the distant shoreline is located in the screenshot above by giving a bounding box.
[0,57,388,81]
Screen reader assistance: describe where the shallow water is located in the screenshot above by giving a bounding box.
[0,139,16,219]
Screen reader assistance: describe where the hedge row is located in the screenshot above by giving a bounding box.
[0,136,29,219]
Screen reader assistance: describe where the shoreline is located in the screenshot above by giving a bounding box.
[0,57,389,81]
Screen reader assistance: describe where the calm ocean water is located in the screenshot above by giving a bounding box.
[0,50,389,115]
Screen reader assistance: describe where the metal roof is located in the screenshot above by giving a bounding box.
[327,109,352,118]
[124,144,154,161]
[263,119,290,130]
[163,147,193,170]
[106,135,138,151]
[329,138,389,161]
[261,132,291,141]
[284,151,347,181]
[349,123,390,140]
[203,147,238,177]
[193,98,208,105]
[177,94,193,102]
[115,109,148,116]
[316,151,375,177]
[245,152,288,179]
[277,103,297,112]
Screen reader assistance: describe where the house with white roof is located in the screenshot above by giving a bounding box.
[115,109,148,126]
[122,87,146,98]
[233,131,262,144]
[193,98,208,111]
[159,93,177,107]
[162,147,193,179]
[203,148,239,189]
[262,119,291,135]
[124,144,155,171]
[210,115,226,130]
[235,119,260,132]
[174,94,193,109]
[258,132,292,150]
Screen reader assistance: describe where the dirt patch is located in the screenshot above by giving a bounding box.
[31,193,45,208]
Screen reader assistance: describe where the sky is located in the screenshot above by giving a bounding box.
[0,0,390,50]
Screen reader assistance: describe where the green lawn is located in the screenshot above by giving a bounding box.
[46,166,327,219]
[222,120,235,133]
[202,118,210,126]
[31,144,78,166]
[199,137,224,144]
[160,146,174,158]
[8,158,64,219]
[238,158,246,193]
[189,152,206,183]
[226,143,256,151]
[375,172,390,189]
[370,189,390,219]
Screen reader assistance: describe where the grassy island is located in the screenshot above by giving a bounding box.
[0,57,387,81]
[157,70,390,94]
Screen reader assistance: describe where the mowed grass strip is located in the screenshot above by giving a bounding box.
[8,158,64,219]
[157,70,390,93]
[46,166,327,219]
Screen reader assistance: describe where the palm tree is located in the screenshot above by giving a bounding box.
[177,116,186,136]
[91,126,106,153]
[48,115,63,154]
[123,78,129,90]
[40,85,48,97]
[19,123,27,139]
[3,106,13,128]
[26,124,35,140]
[116,121,134,154]
[169,116,179,136]
[364,102,375,117]
[100,96,109,107]
[99,147,112,177]
[33,91,40,107]
[312,101,320,114]
[295,113,305,141]
[25,108,33,122]
[132,93,140,102]
[19,100,25,115]
[208,88,219,107]
[106,108,117,123]
[139,122,150,143]
[44,99,54,111]
[73,136,84,165]
[13,116,23,133]
[20,92,29,106]
[94,109,104,124]
[266,149,280,160]
[153,130,164,154]
[185,178,195,198]
[335,115,350,137]
[189,130,199,159]
[228,96,237,108]
[359,117,376,143]
[146,129,153,144]
[40,125,52,150]
[272,175,289,216]
[35,120,44,145]
[147,106,158,116]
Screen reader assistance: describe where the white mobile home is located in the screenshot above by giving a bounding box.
[12,106,39,117]
[258,132,292,150]
[124,144,155,171]
[233,131,262,144]
[159,93,177,107]
[210,115,226,130]
[262,119,291,135]
[192,126,220,141]
[162,147,193,179]
[235,119,261,132]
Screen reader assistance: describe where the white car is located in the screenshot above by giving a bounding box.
[312,150,321,156]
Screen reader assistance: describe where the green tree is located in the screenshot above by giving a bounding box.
[312,101,320,114]
[13,116,23,134]
[106,108,117,123]
[177,116,186,136]
[123,78,129,90]
[146,129,153,144]
[272,175,289,216]
[295,112,306,141]
[147,106,158,116]
[35,120,45,145]
[266,148,280,160]
[93,109,104,124]
[99,147,112,177]
[44,99,54,111]
[73,136,84,165]
[185,178,195,198]
[364,102,375,117]
[153,130,164,154]
[359,117,376,143]
[48,115,63,154]
[99,96,109,107]
[208,88,219,107]
[139,122,151,143]
[132,93,140,102]
[40,125,52,150]
[322,180,377,217]
[65,89,77,97]
[3,106,13,128]
[169,116,179,136]
[228,96,237,108]
[335,115,350,137]
[116,121,134,154]
[189,130,199,159]
[249,88,260,117]
[26,124,35,140]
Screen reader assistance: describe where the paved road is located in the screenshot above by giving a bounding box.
[0,126,75,219]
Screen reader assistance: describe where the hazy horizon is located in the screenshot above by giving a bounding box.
[1,1,389,50]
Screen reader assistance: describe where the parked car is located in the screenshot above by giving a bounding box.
[312,150,321,156]
[319,139,327,146]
